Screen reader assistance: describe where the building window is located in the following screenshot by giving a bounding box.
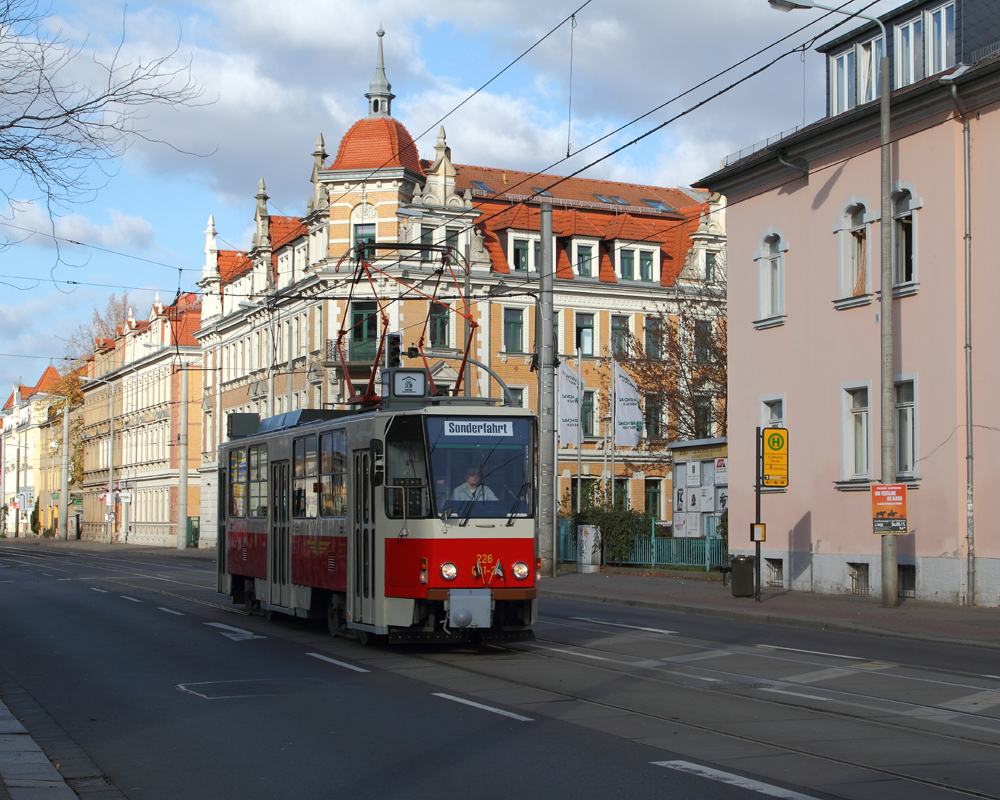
[577,244,593,278]
[645,317,662,360]
[581,390,595,436]
[503,308,523,353]
[896,380,916,477]
[704,251,716,284]
[446,227,460,254]
[620,249,634,280]
[755,231,785,324]
[830,48,856,115]
[848,207,867,296]
[575,313,594,356]
[640,251,654,282]
[644,479,661,519]
[420,225,433,260]
[508,387,524,408]
[893,190,916,286]
[694,396,713,439]
[845,386,870,479]
[858,36,883,105]
[611,315,629,358]
[644,394,663,438]
[762,397,784,428]
[694,320,711,362]
[353,223,375,261]
[927,3,955,76]
[895,16,924,88]
[350,301,378,362]
[534,240,541,272]
[429,302,450,348]
[512,239,529,272]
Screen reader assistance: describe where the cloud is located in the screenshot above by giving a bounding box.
[2,202,156,253]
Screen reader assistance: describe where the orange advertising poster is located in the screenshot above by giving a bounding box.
[872,484,907,534]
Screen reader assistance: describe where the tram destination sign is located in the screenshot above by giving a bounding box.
[444,420,513,437]
[762,427,788,487]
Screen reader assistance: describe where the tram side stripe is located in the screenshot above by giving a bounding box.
[306,653,370,673]
[433,693,533,722]
[652,761,819,799]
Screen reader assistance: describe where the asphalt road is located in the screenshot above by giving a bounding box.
[1,542,999,800]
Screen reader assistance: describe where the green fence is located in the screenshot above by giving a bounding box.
[557,518,727,570]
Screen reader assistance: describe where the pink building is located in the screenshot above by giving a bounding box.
[702,0,1000,604]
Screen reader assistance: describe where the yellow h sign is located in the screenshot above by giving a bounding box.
[762,427,788,487]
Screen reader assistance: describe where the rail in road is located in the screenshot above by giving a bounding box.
[1,542,999,799]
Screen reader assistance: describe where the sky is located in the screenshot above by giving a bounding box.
[0,0,901,394]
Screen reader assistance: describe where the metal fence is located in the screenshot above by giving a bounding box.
[556,518,728,571]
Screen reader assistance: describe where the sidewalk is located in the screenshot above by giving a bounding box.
[539,567,1000,650]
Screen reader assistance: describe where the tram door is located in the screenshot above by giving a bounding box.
[351,450,374,625]
[269,460,291,608]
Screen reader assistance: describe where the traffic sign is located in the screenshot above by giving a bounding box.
[762,427,788,487]
[750,523,766,542]
[872,484,907,534]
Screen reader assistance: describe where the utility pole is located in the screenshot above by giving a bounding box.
[177,365,188,550]
[464,242,472,398]
[58,399,69,540]
[538,204,556,577]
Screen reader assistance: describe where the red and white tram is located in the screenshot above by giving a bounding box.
[216,368,538,643]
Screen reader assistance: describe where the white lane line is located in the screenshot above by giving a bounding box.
[754,644,863,660]
[569,617,677,635]
[204,622,266,641]
[158,607,185,616]
[985,675,1000,680]
[939,690,1000,713]
[121,596,142,603]
[529,643,720,682]
[0,580,14,583]
[306,652,370,673]
[653,761,819,799]
[760,687,832,703]
[57,578,72,581]
[90,588,108,593]
[40,572,53,577]
[433,693,533,722]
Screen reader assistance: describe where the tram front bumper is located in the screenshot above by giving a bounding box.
[446,588,491,629]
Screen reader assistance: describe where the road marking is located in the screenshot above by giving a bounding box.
[57,578,72,581]
[984,675,1000,681]
[939,690,1000,714]
[755,644,863,660]
[205,622,265,641]
[433,693,533,722]
[40,572,53,577]
[653,761,819,799]
[158,607,185,616]
[528,643,616,662]
[530,643,720,681]
[662,649,732,663]
[0,580,13,583]
[121,596,142,603]
[306,652,370,673]
[760,687,832,703]
[90,588,108,593]
[569,617,677,635]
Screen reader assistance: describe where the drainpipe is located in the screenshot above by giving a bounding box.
[941,67,974,604]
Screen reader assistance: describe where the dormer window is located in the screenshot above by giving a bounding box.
[895,3,954,90]
[470,180,492,193]
[927,3,955,75]
[830,35,882,116]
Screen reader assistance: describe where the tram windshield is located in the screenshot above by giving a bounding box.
[425,417,533,520]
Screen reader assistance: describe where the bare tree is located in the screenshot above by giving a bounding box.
[616,255,727,450]
[62,290,135,363]
[0,0,201,217]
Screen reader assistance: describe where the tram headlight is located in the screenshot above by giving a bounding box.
[512,561,529,580]
[440,562,458,581]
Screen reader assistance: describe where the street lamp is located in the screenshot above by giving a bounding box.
[769,0,896,606]
[81,375,115,544]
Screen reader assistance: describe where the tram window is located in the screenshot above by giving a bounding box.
[248,444,268,517]
[385,416,430,518]
[425,417,534,519]
[320,430,348,517]
[292,436,318,518]
[229,448,247,517]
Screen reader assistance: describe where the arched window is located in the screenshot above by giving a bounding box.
[892,183,921,292]
[834,197,872,307]
[753,229,787,328]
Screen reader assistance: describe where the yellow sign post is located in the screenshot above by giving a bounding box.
[762,427,788,487]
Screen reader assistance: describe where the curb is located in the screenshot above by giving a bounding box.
[0,698,75,799]
[539,588,1000,652]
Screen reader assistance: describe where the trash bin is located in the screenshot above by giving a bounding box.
[731,555,755,597]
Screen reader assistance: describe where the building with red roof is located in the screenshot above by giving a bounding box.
[78,293,202,547]
[195,28,727,554]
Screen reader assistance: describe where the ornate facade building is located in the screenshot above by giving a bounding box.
[195,30,726,552]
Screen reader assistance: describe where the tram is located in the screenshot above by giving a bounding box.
[216,367,538,643]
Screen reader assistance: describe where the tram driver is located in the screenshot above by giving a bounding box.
[452,464,498,503]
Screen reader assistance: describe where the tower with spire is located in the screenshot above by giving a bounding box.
[365,28,395,118]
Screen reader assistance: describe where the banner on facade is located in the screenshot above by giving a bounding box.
[614,360,642,447]
[558,361,581,444]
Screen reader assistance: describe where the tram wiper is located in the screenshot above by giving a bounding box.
[505,481,530,527]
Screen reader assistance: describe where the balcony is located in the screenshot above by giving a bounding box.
[324,338,378,365]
